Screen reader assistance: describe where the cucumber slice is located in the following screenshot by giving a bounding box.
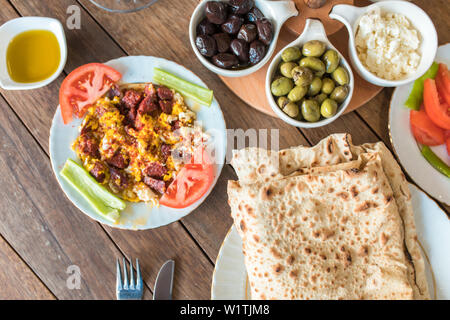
[153,68,213,106]
[60,159,126,222]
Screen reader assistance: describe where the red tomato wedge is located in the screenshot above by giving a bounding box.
[160,148,215,209]
[436,63,450,106]
[59,63,122,124]
[423,78,450,130]
[410,109,445,146]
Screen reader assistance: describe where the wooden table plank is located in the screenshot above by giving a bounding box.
[4,0,215,299]
[0,234,55,300]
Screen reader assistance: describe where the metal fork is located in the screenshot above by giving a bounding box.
[116,258,143,300]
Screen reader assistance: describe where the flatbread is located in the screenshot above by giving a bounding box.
[229,134,430,299]
[231,133,353,184]
[229,153,414,299]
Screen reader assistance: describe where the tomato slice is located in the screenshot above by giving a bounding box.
[160,148,215,209]
[410,109,445,146]
[436,63,450,106]
[423,78,450,130]
[59,63,122,124]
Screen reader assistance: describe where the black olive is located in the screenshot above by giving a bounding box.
[230,0,254,15]
[256,18,273,45]
[212,53,239,69]
[230,39,249,63]
[205,1,228,24]
[237,23,257,43]
[213,33,232,53]
[196,17,217,35]
[246,6,264,22]
[195,35,217,57]
[221,15,244,34]
[249,40,266,64]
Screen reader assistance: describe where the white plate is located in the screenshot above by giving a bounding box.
[212,183,450,300]
[389,44,450,205]
[50,56,227,230]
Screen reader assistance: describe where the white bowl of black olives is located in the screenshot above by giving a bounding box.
[190,0,297,77]
[266,19,354,128]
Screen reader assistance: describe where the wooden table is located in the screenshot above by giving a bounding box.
[0,0,448,300]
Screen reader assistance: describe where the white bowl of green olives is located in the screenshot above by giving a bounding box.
[266,19,354,128]
[190,0,298,77]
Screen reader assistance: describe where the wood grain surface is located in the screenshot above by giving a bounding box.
[0,0,448,300]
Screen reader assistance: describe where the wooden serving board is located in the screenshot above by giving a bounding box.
[219,0,382,118]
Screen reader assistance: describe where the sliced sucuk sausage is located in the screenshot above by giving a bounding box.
[78,133,100,158]
[142,176,166,194]
[109,167,128,189]
[90,162,106,183]
[143,162,167,178]
[157,86,174,100]
[144,83,158,100]
[107,84,122,99]
[161,144,172,161]
[171,120,181,131]
[121,90,142,109]
[159,100,173,114]
[107,151,128,169]
[134,116,145,131]
[137,95,158,115]
[126,106,137,125]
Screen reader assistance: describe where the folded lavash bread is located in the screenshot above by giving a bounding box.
[228,153,415,299]
[229,133,429,299]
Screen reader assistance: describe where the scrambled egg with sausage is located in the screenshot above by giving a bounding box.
[72,83,200,204]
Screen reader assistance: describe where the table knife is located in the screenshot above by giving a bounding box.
[153,260,175,300]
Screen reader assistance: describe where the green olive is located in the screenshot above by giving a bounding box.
[271,77,294,96]
[299,57,326,75]
[321,78,335,95]
[282,102,300,118]
[332,66,349,85]
[320,98,338,118]
[302,40,326,57]
[281,47,302,62]
[308,77,322,96]
[301,99,321,122]
[322,49,340,73]
[314,93,328,105]
[277,96,289,109]
[279,62,297,78]
[330,85,350,103]
[288,85,308,102]
[291,66,314,87]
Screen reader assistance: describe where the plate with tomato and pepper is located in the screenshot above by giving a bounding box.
[50,56,227,229]
[390,44,450,205]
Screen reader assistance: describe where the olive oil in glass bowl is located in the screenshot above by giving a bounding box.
[88,0,159,13]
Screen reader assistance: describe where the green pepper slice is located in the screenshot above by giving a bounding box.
[404,62,439,110]
[420,146,450,178]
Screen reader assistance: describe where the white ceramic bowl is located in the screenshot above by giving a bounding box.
[266,19,354,128]
[0,17,67,90]
[189,0,297,78]
[330,1,438,87]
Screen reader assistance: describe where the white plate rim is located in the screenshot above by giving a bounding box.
[388,43,450,205]
[49,55,227,230]
[211,183,450,300]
